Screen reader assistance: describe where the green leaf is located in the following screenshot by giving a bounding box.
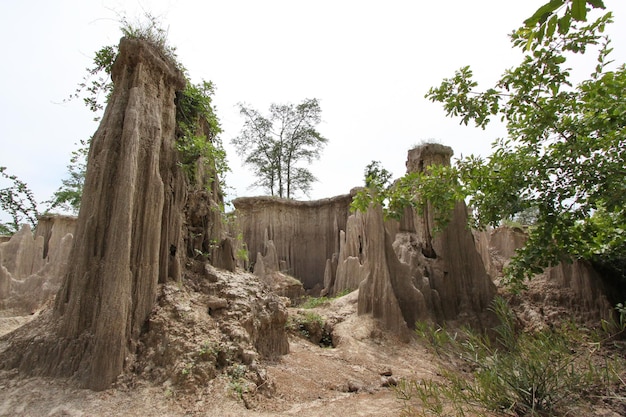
[524,0,564,27]
[558,14,572,34]
[571,0,587,21]
[524,30,536,51]
[546,14,558,39]
[586,0,605,9]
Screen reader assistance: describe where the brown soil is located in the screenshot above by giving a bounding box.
[0,289,439,417]
[1,269,622,417]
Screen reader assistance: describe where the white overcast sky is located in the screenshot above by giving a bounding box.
[1,0,625,216]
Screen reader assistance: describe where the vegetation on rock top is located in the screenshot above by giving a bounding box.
[353,0,626,292]
[0,13,227,232]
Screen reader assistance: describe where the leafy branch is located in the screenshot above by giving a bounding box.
[0,167,40,233]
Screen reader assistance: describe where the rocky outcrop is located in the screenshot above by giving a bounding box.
[351,145,496,334]
[235,144,497,334]
[135,265,288,391]
[0,216,75,313]
[477,226,613,324]
[0,37,263,391]
[474,226,528,279]
[233,194,353,292]
[252,239,304,302]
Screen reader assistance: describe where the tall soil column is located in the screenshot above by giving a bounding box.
[52,38,186,390]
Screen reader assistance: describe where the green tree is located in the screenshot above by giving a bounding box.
[46,137,89,215]
[427,2,624,287]
[233,98,328,199]
[0,167,40,234]
[356,1,625,289]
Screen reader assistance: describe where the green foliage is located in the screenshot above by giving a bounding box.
[351,161,394,211]
[228,364,250,399]
[0,167,40,233]
[0,223,11,236]
[47,137,89,215]
[175,80,227,188]
[351,160,464,232]
[287,311,330,345]
[235,232,249,264]
[358,4,624,289]
[68,45,117,118]
[298,288,353,309]
[523,0,606,48]
[364,160,393,190]
[401,297,624,416]
[299,296,331,309]
[233,98,328,199]
[119,13,179,65]
[600,302,626,336]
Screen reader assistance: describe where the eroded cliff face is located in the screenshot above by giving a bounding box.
[477,226,613,325]
[0,216,75,313]
[0,37,287,391]
[353,145,496,334]
[232,194,353,292]
[235,144,497,335]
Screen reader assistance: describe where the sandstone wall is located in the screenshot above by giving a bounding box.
[0,216,75,313]
[235,144,497,334]
[232,194,353,291]
[477,226,613,324]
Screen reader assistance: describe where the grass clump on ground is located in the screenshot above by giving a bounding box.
[298,288,353,309]
[397,297,626,417]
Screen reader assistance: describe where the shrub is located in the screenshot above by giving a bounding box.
[286,311,333,347]
[400,297,625,416]
[298,288,354,309]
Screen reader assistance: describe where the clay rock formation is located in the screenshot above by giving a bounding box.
[135,265,288,390]
[0,215,75,313]
[0,37,255,391]
[477,226,613,325]
[252,238,304,302]
[473,226,528,279]
[351,144,496,334]
[234,144,496,335]
[233,194,353,293]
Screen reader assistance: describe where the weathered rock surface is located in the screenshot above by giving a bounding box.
[233,194,353,291]
[353,144,496,333]
[473,226,528,280]
[252,239,304,302]
[0,216,75,313]
[134,265,288,391]
[235,144,496,335]
[477,226,613,325]
[0,37,260,391]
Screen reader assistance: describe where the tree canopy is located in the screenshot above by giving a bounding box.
[0,167,39,234]
[354,0,625,290]
[233,98,328,199]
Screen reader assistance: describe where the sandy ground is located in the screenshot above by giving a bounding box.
[0,294,439,417]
